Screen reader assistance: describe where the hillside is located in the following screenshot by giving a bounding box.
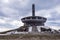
[0,33,60,40]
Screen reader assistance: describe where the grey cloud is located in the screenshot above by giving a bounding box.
[0,0,60,31]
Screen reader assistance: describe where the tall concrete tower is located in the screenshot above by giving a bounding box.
[21,4,47,32]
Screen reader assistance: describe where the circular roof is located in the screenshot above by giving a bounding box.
[21,16,47,20]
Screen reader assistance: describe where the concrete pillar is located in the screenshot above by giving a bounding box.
[32,26,38,32]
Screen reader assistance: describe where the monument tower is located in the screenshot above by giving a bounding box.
[21,4,47,32]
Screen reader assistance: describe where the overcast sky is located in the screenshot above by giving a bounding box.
[0,0,60,32]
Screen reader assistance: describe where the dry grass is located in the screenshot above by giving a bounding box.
[0,34,60,39]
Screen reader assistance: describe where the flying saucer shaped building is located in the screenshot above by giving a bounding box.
[21,4,47,26]
[21,4,47,32]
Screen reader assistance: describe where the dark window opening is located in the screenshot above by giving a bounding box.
[32,17,36,19]
[26,17,30,19]
[38,17,42,19]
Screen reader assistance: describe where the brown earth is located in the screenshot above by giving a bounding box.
[0,33,60,40]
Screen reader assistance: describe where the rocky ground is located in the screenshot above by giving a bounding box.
[0,33,60,40]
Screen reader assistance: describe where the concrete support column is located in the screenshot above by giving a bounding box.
[32,26,38,32]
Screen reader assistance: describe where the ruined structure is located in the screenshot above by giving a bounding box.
[21,4,47,32]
